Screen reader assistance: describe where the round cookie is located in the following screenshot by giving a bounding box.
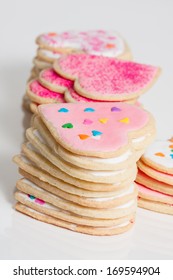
[36,30,132,60]
[53,54,160,101]
[39,68,73,93]
[141,139,173,175]
[137,160,173,185]
[26,79,66,104]
[38,103,155,158]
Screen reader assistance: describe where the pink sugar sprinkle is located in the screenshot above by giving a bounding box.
[41,68,73,88]
[30,80,65,101]
[58,54,159,96]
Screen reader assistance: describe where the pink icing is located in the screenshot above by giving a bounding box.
[136,182,173,199]
[30,80,65,102]
[41,68,73,89]
[39,102,149,154]
[57,54,159,98]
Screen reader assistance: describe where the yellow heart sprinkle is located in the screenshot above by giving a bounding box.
[99,118,108,124]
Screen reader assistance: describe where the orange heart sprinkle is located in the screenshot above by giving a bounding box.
[169,137,173,142]
[155,152,165,157]
[48,32,57,36]
[78,134,90,140]
[169,145,173,148]
[106,43,115,48]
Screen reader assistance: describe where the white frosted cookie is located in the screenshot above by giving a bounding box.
[36,30,132,60]
[141,139,173,175]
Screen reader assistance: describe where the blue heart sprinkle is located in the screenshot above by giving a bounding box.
[84,108,95,112]
[170,154,173,159]
[92,130,103,136]
[58,108,69,113]
[28,195,35,200]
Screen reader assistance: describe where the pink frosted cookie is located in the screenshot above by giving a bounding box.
[26,79,65,104]
[137,160,173,185]
[38,102,155,158]
[54,54,160,101]
[136,182,173,215]
[141,139,173,175]
[36,30,132,59]
[136,169,173,195]
[39,68,73,93]
[65,88,138,105]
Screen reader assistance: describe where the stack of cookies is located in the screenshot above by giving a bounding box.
[24,30,132,111]
[31,30,133,79]
[13,102,156,235]
[25,53,160,114]
[136,138,173,215]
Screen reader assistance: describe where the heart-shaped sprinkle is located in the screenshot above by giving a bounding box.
[78,134,90,140]
[99,118,108,124]
[84,108,95,112]
[155,152,165,157]
[58,108,69,113]
[169,145,173,149]
[62,123,73,128]
[35,198,45,205]
[119,117,129,124]
[111,107,121,112]
[92,130,103,136]
[170,154,173,159]
[83,119,93,125]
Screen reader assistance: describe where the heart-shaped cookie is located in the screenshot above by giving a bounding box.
[54,54,160,101]
[39,102,153,157]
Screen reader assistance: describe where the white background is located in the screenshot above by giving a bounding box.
[0,0,173,260]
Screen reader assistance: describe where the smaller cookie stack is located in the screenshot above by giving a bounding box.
[25,53,160,114]
[13,102,156,235]
[136,138,173,215]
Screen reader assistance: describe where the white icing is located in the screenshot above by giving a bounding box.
[39,30,125,57]
[87,184,135,202]
[114,199,136,209]
[18,194,131,229]
[143,140,173,169]
[90,169,125,177]
[35,128,131,166]
[38,49,61,59]
[59,145,132,165]
[132,135,146,143]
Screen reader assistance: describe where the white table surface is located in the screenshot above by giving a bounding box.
[0,0,173,260]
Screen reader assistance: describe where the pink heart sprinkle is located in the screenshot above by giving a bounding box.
[83,119,93,125]
[35,198,45,205]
